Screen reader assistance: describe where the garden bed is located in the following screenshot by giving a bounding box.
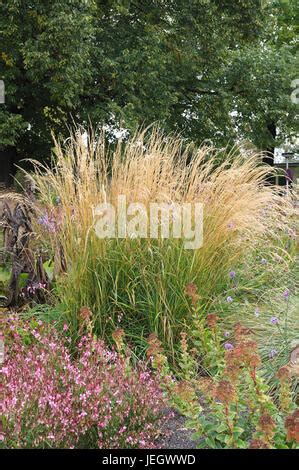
[0,130,298,450]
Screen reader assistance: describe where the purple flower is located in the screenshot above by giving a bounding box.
[254,308,260,317]
[224,342,234,350]
[283,289,290,300]
[224,331,230,338]
[270,316,279,325]
[269,349,278,359]
[37,214,47,225]
[229,271,236,279]
[227,221,235,230]
[226,296,233,303]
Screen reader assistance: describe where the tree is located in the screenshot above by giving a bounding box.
[223,0,298,165]
[0,0,95,181]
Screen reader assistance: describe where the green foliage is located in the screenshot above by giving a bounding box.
[0,110,25,147]
[0,0,95,157]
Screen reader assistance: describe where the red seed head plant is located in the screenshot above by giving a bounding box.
[0,317,166,449]
[276,365,293,413]
[214,380,237,405]
[206,313,219,330]
[284,409,299,444]
[147,333,168,372]
[249,438,270,449]
[112,328,126,354]
[257,412,276,442]
[185,283,200,309]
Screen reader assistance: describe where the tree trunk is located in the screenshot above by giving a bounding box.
[0,147,17,187]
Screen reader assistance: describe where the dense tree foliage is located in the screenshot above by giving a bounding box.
[0,0,297,179]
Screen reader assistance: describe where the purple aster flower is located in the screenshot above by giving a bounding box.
[269,349,278,359]
[224,331,230,338]
[37,214,47,225]
[224,342,234,350]
[229,271,236,279]
[254,308,260,317]
[283,289,290,300]
[226,296,233,303]
[270,316,279,325]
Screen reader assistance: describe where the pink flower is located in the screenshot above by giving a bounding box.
[1,316,166,449]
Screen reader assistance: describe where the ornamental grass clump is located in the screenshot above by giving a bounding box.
[29,127,294,353]
[0,317,166,449]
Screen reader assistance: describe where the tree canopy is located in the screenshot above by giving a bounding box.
[0,0,297,172]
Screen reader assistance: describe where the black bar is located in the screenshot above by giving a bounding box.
[0,449,297,467]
